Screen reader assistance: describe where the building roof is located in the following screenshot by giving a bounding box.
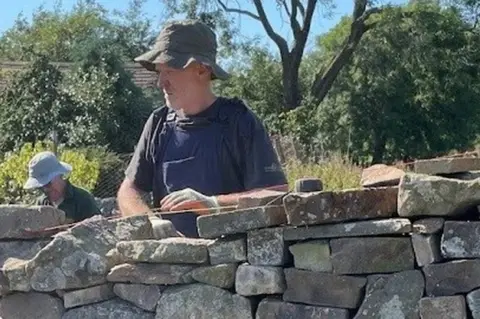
[0,61,157,90]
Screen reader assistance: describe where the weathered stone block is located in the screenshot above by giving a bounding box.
[0,205,65,239]
[413,156,480,175]
[398,173,480,217]
[411,233,442,267]
[237,190,286,208]
[63,283,115,308]
[3,257,30,291]
[247,227,287,266]
[467,288,480,319]
[235,264,285,296]
[190,263,237,289]
[115,238,212,264]
[423,259,480,296]
[197,206,286,238]
[0,292,64,319]
[419,296,467,319]
[62,298,154,319]
[283,187,397,226]
[360,164,405,187]
[330,237,414,274]
[441,221,480,258]
[284,218,411,241]
[107,263,196,285]
[412,218,444,234]
[156,284,253,319]
[207,235,247,265]
[256,297,349,319]
[22,215,153,292]
[113,283,161,312]
[0,239,51,268]
[288,240,332,272]
[283,268,366,309]
[353,270,425,319]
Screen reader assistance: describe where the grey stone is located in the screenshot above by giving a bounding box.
[0,291,64,319]
[283,268,366,309]
[197,206,287,238]
[24,215,153,292]
[330,237,414,274]
[113,283,161,312]
[442,170,480,181]
[235,264,285,296]
[398,173,480,217]
[62,298,154,319]
[412,218,444,234]
[284,218,411,241]
[467,288,480,319]
[190,263,237,289]
[115,238,212,264]
[0,271,10,295]
[0,205,65,239]
[412,233,442,267]
[283,187,397,226]
[413,157,480,175]
[107,263,196,285]
[423,259,480,296]
[0,239,51,268]
[237,190,286,208]
[156,283,253,319]
[255,297,349,319]
[353,270,425,319]
[63,283,115,308]
[441,221,480,258]
[207,235,247,265]
[360,164,405,187]
[3,257,30,291]
[247,228,287,266]
[420,296,467,319]
[288,240,332,272]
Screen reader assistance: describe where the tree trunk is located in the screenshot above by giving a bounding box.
[282,55,302,110]
[371,131,386,164]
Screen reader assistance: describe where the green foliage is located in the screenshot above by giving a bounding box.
[0,0,156,62]
[0,142,102,204]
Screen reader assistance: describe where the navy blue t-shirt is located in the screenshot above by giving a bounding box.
[125,97,287,236]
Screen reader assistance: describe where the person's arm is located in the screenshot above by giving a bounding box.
[117,112,156,217]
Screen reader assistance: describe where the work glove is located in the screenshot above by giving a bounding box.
[160,188,219,215]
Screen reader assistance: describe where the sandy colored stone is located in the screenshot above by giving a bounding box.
[413,156,480,175]
[361,164,405,187]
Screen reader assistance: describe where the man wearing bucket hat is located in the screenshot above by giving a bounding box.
[117,19,288,238]
[24,151,101,223]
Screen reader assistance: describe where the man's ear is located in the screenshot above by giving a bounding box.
[197,63,212,80]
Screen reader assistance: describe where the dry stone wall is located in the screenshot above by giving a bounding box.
[1,156,480,318]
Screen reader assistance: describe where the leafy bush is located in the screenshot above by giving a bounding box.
[0,142,102,204]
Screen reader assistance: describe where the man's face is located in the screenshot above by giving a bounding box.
[41,176,64,202]
[155,62,210,110]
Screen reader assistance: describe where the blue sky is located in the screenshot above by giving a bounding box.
[0,0,407,53]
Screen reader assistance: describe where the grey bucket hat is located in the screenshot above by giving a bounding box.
[134,19,229,80]
[23,151,72,189]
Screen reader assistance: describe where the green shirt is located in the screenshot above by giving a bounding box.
[36,181,101,223]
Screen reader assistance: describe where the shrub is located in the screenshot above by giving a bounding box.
[0,142,102,204]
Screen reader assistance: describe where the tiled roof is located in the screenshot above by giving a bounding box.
[0,61,157,90]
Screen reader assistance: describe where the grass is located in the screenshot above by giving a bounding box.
[283,154,362,191]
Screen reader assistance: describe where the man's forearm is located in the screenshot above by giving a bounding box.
[117,179,153,217]
[215,184,289,207]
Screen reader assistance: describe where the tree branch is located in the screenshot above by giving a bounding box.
[293,0,306,18]
[216,0,260,21]
[289,0,302,37]
[252,0,289,57]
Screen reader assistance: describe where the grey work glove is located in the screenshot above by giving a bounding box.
[160,188,220,215]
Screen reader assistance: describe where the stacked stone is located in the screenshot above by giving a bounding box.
[2,155,480,318]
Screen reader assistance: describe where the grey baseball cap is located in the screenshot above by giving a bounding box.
[23,151,72,189]
[134,19,229,80]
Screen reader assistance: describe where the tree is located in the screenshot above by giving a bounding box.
[314,2,480,164]
[162,0,386,110]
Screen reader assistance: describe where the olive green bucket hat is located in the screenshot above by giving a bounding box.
[134,19,229,80]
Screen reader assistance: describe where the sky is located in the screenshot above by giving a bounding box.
[0,0,408,53]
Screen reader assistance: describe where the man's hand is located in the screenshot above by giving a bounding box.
[160,188,219,215]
